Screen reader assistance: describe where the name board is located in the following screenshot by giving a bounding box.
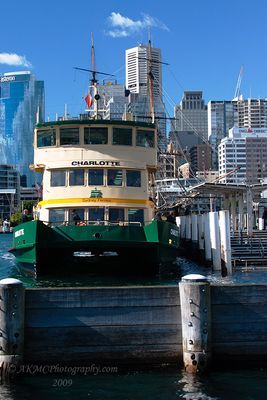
[71,160,120,166]
[0,76,16,83]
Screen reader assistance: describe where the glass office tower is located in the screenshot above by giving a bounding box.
[0,71,45,187]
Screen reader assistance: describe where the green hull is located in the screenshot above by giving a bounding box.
[9,220,180,274]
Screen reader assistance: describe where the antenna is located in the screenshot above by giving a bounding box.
[73,34,115,119]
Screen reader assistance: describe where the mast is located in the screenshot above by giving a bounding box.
[90,33,99,118]
[147,33,155,124]
[74,35,114,120]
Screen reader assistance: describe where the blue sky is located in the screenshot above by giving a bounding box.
[1,0,267,120]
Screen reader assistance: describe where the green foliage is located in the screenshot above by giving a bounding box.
[10,212,22,227]
[22,201,34,211]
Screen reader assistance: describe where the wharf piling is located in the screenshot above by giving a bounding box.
[180,211,232,274]
[0,278,25,379]
[179,274,211,373]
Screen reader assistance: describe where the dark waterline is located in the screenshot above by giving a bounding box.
[1,234,267,399]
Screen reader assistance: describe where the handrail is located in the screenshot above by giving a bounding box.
[40,219,144,228]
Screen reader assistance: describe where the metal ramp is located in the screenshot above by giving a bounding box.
[231,231,267,269]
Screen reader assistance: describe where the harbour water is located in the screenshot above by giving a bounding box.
[1,234,267,399]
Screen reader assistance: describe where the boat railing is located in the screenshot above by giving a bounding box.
[43,220,143,228]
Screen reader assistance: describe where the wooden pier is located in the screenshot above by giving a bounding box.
[1,277,267,376]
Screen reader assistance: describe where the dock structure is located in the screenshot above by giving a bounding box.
[1,278,267,376]
[178,211,267,273]
[231,230,267,269]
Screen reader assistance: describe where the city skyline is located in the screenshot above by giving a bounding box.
[1,0,267,120]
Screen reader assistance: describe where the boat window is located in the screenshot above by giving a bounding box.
[69,169,84,186]
[89,207,105,223]
[59,128,80,145]
[136,130,155,148]
[68,208,85,224]
[51,170,66,186]
[107,169,123,186]
[112,128,132,146]
[128,209,144,223]
[88,169,104,186]
[37,129,56,147]
[109,208,124,222]
[84,127,108,144]
[49,209,65,225]
[126,170,141,187]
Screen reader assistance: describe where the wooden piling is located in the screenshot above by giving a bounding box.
[179,274,211,374]
[0,278,25,379]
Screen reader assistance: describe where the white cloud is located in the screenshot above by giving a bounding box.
[0,53,32,67]
[106,12,169,38]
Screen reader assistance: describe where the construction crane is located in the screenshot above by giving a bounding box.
[233,65,244,100]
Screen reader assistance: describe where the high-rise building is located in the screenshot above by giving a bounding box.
[0,71,45,187]
[208,98,267,169]
[0,164,20,219]
[174,91,208,142]
[126,44,162,97]
[207,100,235,168]
[190,144,212,174]
[218,127,267,185]
[234,98,267,127]
[125,44,166,151]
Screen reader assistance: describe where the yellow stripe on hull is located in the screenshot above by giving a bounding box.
[38,197,153,207]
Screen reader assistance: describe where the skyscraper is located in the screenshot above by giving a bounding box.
[174,91,208,141]
[0,71,45,187]
[126,44,162,98]
[125,44,166,151]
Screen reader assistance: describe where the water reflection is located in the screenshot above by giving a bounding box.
[176,371,218,399]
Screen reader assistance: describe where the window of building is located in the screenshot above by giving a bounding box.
[107,169,123,186]
[112,128,132,146]
[59,128,79,145]
[128,209,144,223]
[88,169,104,186]
[49,209,65,224]
[126,170,141,187]
[84,127,108,144]
[136,130,155,147]
[109,208,124,222]
[51,170,66,186]
[89,207,104,223]
[37,129,56,147]
[69,169,84,186]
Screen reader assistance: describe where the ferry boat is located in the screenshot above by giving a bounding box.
[9,117,180,274]
[9,40,180,274]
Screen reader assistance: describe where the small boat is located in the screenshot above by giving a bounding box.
[9,41,180,275]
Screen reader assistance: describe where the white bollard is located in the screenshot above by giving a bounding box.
[204,213,212,263]
[209,212,221,271]
[176,216,182,238]
[191,215,198,244]
[198,214,205,251]
[219,210,232,275]
[185,215,192,241]
[180,216,186,239]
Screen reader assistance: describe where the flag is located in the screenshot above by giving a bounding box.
[85,94,93,108]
